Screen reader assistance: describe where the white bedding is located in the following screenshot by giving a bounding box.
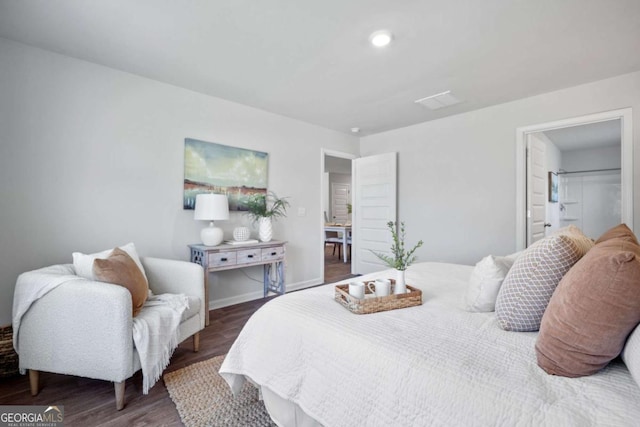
[219,262,640,426]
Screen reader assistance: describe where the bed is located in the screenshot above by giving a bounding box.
[219,262,640,426]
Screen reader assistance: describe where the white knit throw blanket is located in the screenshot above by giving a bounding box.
[12,265,84,354]
[133,293,188,394]
[12,266,187,393]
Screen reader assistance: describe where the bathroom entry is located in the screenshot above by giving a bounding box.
[516,108,632,250]
[527,119,622,242]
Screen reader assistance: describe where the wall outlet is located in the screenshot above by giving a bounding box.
[297,207,306,216]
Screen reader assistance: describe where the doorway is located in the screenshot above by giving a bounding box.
[320,149,398,281]
[321,149,356,283]
[515,108,633,249]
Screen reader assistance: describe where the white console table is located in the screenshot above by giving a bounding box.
[189,240,286,325]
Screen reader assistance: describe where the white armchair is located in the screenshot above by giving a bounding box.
[15,257,205,410]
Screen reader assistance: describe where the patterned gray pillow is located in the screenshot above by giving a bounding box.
[495,233,593,332]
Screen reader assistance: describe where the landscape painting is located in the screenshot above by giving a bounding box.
[184,138,268,211]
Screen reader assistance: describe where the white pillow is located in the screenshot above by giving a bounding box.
[505,250,523,261]
[72,242,147,281]
[465,255,516,312]
[622,324,640,389]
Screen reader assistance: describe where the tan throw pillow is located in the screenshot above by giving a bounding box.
[93,247,149,317]
[536,237,640,377]
[551,224,596,253]
[595,223,638,245]
[495,231,593,332]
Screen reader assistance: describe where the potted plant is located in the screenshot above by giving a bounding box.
[372,221,423,294]
[244,192,290,242]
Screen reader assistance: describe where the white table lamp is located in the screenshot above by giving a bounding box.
[194,193,229,246]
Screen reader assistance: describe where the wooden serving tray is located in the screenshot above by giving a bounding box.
[335,280,422,314]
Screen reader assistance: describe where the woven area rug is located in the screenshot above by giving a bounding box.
[163,355,275,427]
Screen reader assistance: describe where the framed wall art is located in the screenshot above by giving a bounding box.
[183,138,268,211]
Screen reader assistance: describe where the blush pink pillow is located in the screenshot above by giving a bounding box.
[536,234,640,377]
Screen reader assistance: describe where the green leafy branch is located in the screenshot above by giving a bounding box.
[244,191,290,223]
[371,221,423,271]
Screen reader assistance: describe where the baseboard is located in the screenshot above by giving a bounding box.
[286,278,324,292]
[209,277,324,310]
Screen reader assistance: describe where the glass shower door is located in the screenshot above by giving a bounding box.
[559,171,621,239]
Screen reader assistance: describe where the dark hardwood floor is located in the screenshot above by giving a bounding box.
[0,298,274,426]
[0,249,354,426]
[323,243,356,283]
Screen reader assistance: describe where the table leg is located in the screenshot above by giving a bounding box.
[190,248,210,326]
[277,260,285,294]
[263,265,269,297]
[263,261,286,296]
[343,235,348,263]
[204,271,210,326]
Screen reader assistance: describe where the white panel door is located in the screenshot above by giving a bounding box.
[353,152,397,275]
[527,136,547,246]
[331,183,350,224]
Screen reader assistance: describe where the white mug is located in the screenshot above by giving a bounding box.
[348,281,365,299]
[367,279,391,297]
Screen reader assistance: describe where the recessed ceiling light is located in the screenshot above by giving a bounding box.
[369,30,393,47]
[351,127,361,133]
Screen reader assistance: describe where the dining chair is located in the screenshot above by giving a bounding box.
[325,230,343,257]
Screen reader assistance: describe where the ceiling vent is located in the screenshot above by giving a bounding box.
[414,91,461,110]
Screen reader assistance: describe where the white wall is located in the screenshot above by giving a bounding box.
[322,172,330,222]
[561,145,621,172]
[325,156,352,174]
[0,38,359,325]
[360,70,640,265]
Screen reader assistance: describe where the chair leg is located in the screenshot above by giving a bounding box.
[332,243,337,256]
[115,381,125,410]
[193,332,200,352]
[29,370,39,396]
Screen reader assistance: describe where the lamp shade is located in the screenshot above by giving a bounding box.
[194,194,229,221]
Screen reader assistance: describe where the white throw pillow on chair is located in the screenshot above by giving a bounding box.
[72,242,147,281]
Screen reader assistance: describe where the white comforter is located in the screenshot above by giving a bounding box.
[219,262,640,426]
